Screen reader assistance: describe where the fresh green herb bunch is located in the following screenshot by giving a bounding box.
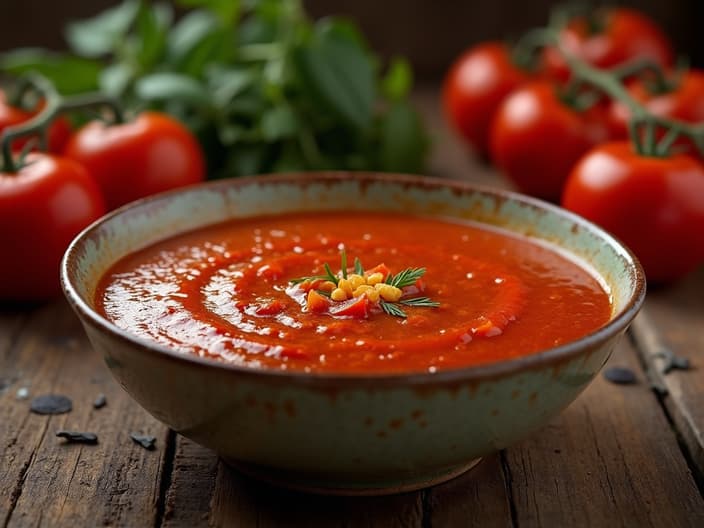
[0,0,428,178]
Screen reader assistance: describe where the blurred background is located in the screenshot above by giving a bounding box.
[1,0,701,80]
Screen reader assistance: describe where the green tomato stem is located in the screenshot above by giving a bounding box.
[1,76,126,174]
[521,28,704,158]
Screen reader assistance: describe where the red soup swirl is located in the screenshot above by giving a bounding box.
[95,212,612,374]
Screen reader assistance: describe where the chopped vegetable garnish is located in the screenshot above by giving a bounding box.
[290,249,439,318]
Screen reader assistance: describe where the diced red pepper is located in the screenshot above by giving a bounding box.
[254,300,286,316]
[306,289,331,313]
[256,262,284,281]
[330,295,370,318]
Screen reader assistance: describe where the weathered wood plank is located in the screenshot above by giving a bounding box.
[504,337,704,527]
[161,437,218,528]
[0,300,170,527]
[427,454,513,528]
[208,462,424,528]
[631,267,704,476]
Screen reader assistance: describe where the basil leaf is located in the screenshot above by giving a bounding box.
[135,2,172,69]
[135,73,211,108]
[379,101,428,173]
[382,58,412,101]
[207,67,254,109]
[177,0,241,24]
[65,0,140,57]
[167,10,220,63]
[99,63,134,97]
[260,105,298,141]
[0,49,101,94]
[295,27,375,130]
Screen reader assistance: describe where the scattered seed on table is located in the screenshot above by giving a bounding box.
[130,433,156,450]
[30,394,72,415]
[603,367,637,385]
[56,431,98,444]
[16,387,29,400]
[93,393,107,409]
[656,349,691,374]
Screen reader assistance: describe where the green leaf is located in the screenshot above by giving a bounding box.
[0,49,101,94]
[380,301,407,318]
[223,143,268,176]
[387,267,426,288]
[354,257,364,275]
[177,29,233,78]
[177,0,241,24]
[135,2,172,69]
[207,66,254,108]
[382,58,412,101]
[167,10,220,63]
[379,101,428,173]
[135,73,211,108]
[99,63,134,97]
[65,0,140,57]
[260,105,298,141]
[295,25,375,130]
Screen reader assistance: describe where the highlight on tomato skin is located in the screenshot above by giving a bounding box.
[542,7,675,82]
[562,141,704,284]
[443,41,533,157]
[489,80,611,203]
[0,153,107,301]
[63,111,206,211]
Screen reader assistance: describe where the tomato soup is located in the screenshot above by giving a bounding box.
[95,212,611,374]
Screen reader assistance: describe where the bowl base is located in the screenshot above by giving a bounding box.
[222,457,483,496]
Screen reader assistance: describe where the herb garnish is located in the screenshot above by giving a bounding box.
[291,249,439,318]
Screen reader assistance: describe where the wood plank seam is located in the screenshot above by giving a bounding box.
[627,324,704,497]
[499,450,518,527]
[155,429,177,528]
[1,417,50,528]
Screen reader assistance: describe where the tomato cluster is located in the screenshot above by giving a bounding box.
[0,92,205,301]
[444,6,704,284]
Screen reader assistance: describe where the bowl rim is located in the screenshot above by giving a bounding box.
[61,171,647,388]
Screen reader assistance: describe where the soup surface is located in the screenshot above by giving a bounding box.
[96,212,611,374]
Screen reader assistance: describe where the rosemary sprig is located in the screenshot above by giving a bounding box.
[385,267,426,288]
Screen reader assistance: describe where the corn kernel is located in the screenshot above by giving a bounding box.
[318,280,337,292]
[366,272,384,285]
[337,278,353,295]
[353,284,374,297]
[365,289,380,303]
[331,288,348,301]
[377,283,402,302]
[347,274,366,289]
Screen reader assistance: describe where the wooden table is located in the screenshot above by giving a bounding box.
[2,90,704,527]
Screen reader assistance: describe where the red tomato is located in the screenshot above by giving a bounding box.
[0,153,106,300]
[443,42,532,156]
[64,112,205,210]
[0,92,72,153]
[489,81,610,202]
[544,7,674,82]
[562,142,704,283]
[609,70,704,156]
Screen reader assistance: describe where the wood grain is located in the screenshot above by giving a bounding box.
[631,267,704,476]
[504,338,704,527]
[0,300,169,527]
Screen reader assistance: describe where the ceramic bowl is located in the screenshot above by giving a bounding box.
[61,173,645,495]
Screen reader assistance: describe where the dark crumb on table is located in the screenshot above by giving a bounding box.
[130,433,157,450]
[30,394,73,415]
[56,431,99,444]
[603,367,637,385]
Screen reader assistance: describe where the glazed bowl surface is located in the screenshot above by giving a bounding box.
[61,172,645,495]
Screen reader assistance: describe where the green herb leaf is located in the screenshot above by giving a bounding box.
[167,10,220,64]
[399,297,440,308]
[380,301,407,318]
[387,267,426,289]
[99,62,134,97]
[379,100,428,173]
[340,249,348,279]
[0,50,101,94]
[65,0,140,57]
[382,58,412,101]
[135,73,211,108]
[354,257,364,275]
[295,25,375,130]
[135,2,172,69]
[260,105,298,141]
[323,262,338,283]
[177,0,241,25]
